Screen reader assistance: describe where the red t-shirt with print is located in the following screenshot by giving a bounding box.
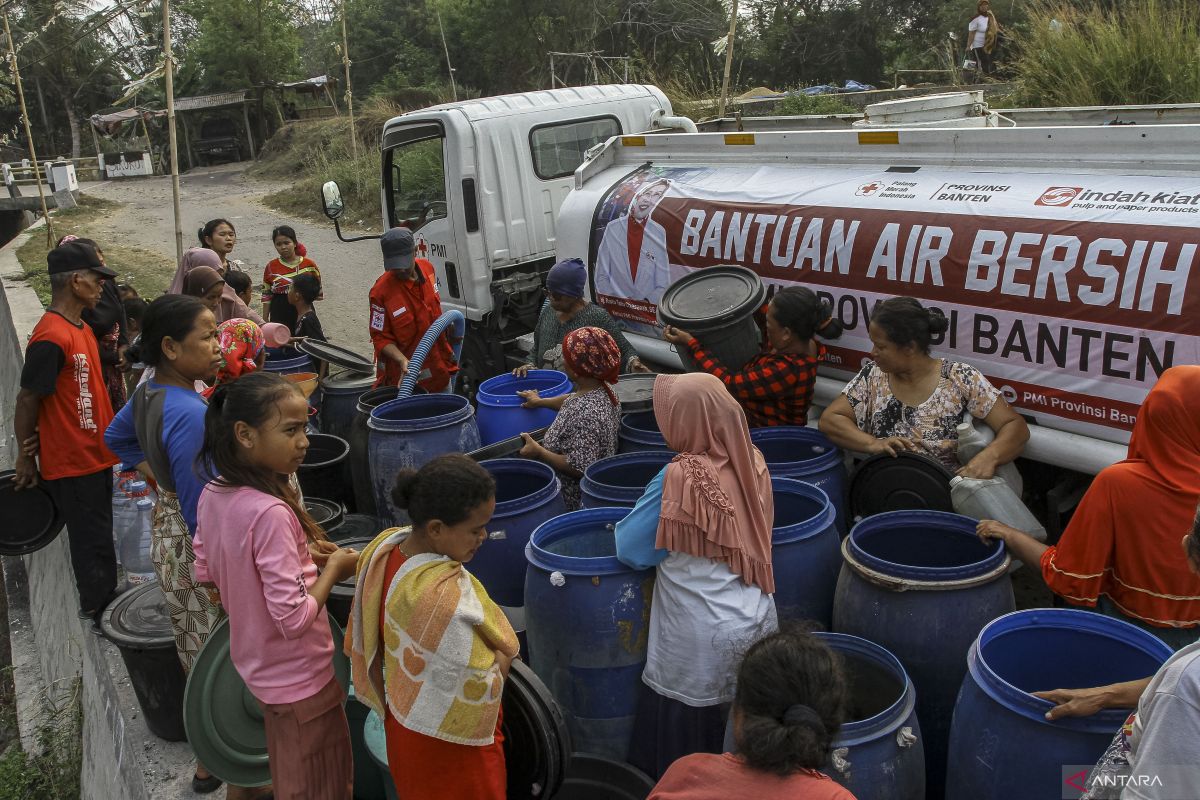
[21,311,117,480]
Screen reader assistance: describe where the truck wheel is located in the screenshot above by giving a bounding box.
[456,329,504,406]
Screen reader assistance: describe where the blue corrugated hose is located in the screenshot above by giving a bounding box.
[397,309,466,398]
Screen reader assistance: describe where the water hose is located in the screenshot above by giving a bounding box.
[397,309,466,398]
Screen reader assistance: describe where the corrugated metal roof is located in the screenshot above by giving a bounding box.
[174,91,247,112]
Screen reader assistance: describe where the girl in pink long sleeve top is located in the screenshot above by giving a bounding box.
[193,371,359,799]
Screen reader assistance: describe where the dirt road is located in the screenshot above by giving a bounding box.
[82,163,379,355]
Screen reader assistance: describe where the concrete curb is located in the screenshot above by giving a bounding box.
[0,217,198,798]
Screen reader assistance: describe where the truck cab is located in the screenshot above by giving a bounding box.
[372,84,673,395]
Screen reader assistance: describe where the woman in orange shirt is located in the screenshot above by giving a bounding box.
[979,365,1200,650]
[262,225,319,329]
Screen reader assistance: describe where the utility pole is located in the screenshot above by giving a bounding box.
[717,0,739,119]
[436,9,457,102]
[341,0,357,157]
[163,0,184,263]
[4,12,55,246]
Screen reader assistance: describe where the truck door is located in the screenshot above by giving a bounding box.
[382,122,463,308]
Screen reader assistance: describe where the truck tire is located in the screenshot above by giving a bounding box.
[456,327,506,405]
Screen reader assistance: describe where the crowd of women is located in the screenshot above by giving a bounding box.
[12,236,1199,799]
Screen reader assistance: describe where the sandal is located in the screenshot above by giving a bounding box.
[191,771,223,794]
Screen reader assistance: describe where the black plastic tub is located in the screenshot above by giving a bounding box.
[100,583,188,741]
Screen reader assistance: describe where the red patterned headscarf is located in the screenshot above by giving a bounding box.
[562,326,621,405]
[201,318,265,399]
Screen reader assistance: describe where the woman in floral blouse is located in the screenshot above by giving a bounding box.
[517,326,623,509]
[820,296,1027,476]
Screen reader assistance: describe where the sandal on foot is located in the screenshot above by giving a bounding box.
[191,772,223,794]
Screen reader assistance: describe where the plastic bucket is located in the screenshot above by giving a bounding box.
[559,753,656,799]
[368,394,481,526]
[304,496,345,535]
[525,507,653,760]
[771,478,840,629]
[471,459,566,608]
[475,370,571,446]
[100,583,188,741]
[657,265,765,372]
[751,426,848,535]
[350,387,399,517]
[833,510,1015,799]
[298,433,352,511]
[363,710,400,800]
[618,411,669,453]
[579,451,675,509]
[946,609,1175,800]
[817,632,925,800]
[326,536,374,628]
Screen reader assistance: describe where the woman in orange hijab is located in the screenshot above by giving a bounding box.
[979,365,1200,650]
[616,372,778,779]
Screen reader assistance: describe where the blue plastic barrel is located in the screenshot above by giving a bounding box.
[580,451,675,509]
[471,459,566,608]
[618,411,669,453]
[368,394,482,526]
[771,478,840,629]
[363,710,399,800]
[525,507,654,761]
[751,426,848,535]
[262,351,312,375]
[832,510,1014,800]
[319,370,376,441]
[817,633,925,800]
[475,370,571,446]
[946,609,1174,800]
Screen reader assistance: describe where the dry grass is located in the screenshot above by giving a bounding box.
[253,98,404,224]
[1012,0,1200,106]
[15,196,176,306]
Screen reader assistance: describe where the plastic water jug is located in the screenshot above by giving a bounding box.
[121,498,157,586]
[111,469,141,563]
[950,476,1047,544]
[956,421,1023,495]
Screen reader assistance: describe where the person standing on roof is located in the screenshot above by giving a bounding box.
[368,227,457,393]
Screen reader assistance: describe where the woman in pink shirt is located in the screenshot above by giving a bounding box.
[193,371,358,800]
[649,627,857,800]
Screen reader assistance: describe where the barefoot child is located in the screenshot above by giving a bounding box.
[348,455,520,800]
[193,371,358,799]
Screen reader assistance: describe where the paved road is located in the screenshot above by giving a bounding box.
[83,163,380,356]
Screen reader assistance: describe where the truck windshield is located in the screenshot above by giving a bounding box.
[385,133,447,232]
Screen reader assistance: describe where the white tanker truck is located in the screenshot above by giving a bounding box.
[320,84,1200,482]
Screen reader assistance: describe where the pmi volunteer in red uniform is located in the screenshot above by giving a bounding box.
[13,241,120,625]
[368,227,457,392]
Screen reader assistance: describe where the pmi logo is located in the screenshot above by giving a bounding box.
[1036,186,1084,207]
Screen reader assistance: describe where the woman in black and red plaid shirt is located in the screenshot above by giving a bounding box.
[663,287,842,428]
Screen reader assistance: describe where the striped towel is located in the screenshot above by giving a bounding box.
[346,528,519,746]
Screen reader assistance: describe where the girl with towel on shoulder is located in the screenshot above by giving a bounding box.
[348,455,520,800]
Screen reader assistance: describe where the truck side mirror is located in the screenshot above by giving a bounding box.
[321,181,345,220]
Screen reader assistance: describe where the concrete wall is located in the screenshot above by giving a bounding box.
[1,226,196,799]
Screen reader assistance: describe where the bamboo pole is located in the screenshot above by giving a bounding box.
[436,9,457,101]
[163,0,184,263]
[341,0,357,158]
[4,12,55,246]
[717,0,739,119]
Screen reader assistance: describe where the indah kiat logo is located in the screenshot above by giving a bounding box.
[1035,186,1083,207]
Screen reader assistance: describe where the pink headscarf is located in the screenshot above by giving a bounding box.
[168,247,223,295]
[653,373,775,593]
